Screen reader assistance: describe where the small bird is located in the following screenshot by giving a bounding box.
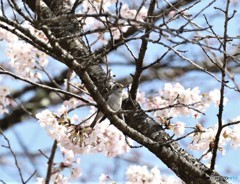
[90,83,124,128]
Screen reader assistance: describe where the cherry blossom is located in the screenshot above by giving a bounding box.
[99,174,114,184]
[36,177,44,184]
[36,105,132,157]
[125,165,183,184]
[36,146,82,183]
[35,81,233,164]
[223,116,240,149]
[0,22,48,81]
[169,10,177,18]
[51,173,69,184]
[145,83,228,122]
[77,0,147,43]
[172,121,185,136]
[188,124,228,158]
[0,27,18,42]
[146,83,205,118]
[6,41,48,80]
[126,165,161,183]
[204,89,228,106]
[189,126,216,152]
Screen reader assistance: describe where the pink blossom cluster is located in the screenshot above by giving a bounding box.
[135,83,229,140]
[125,165,162,183]
[36,105,131,157]
[40,174,68,184]
[0,27,18,42]
[139,83,226,118]
[63,97,84,110]
[138,82,228,119]
[0,22,48,80]
[188,116,240,159]
[35,81,234,164]
[226,116,240,148]
[134,82,240,160]
[99,165,183,183]
[37,147,81,184]
[188,124,225,157]
[145,83,203,118]
[172,121,185,136]
[203,89,228,107]
[79,0,147,41]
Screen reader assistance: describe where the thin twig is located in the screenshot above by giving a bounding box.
[0,130,25,183]
[45,140,58,184]
[0,68,94,105]
[210,0,231,170]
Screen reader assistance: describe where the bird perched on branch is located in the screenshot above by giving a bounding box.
[90,83,124,128]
